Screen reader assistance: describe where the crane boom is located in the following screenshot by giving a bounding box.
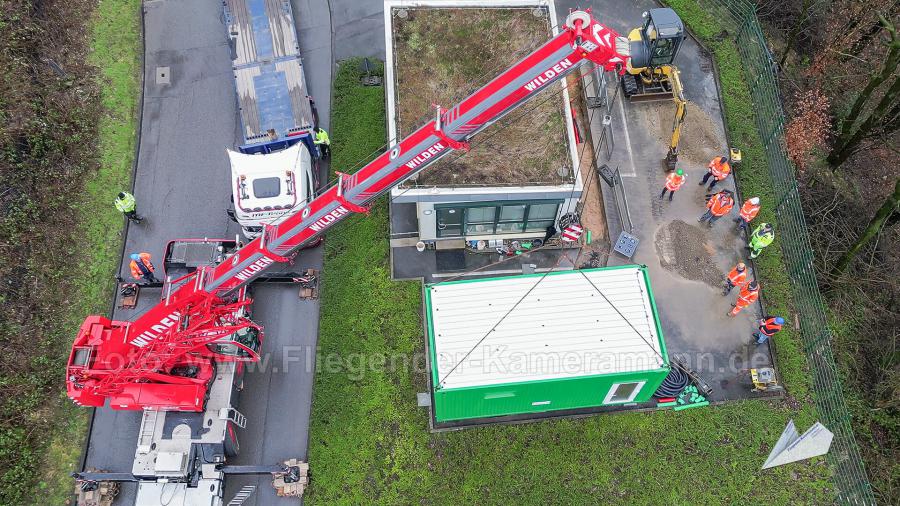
[67,10,630,411]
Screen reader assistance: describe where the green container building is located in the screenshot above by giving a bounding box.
[425,265,669,423]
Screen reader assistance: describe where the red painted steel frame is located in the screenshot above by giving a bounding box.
[66,10,628,411]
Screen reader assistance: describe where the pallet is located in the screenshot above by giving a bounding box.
[273,459,309,497]
[297,269,319,300]
[118,283,139,309]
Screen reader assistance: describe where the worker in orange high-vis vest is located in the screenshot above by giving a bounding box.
[729,280,759,316]
[722,262,747,296]
[698,189,734,226]
[130,252,157,283]
[699,155,731,190]
[659,168,686,201]
[753,316,784,344]
[735,196,761,230]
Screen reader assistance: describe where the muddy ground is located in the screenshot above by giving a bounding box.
[632,100,725,166]
[654,219,725,287]
[392,8,571,186]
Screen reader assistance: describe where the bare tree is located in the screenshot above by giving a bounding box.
[832,178,900,275]
[828,15,900,166]
[780,0,814,68]
[828,75,900,166]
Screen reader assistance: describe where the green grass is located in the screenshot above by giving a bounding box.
[31,1,142,502]
[305,59,829,505]
[77,0,143,315]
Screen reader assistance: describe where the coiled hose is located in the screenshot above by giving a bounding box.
[653,366,690,398]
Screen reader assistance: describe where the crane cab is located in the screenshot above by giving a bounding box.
[206,326,262,361]
[227,141,315,239]
[622,8,685,101]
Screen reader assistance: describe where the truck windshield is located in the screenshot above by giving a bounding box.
[252,177,281,199]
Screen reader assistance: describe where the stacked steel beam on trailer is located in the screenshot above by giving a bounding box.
[225,0,315,153]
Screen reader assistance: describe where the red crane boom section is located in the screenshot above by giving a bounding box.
[66,10,628,411]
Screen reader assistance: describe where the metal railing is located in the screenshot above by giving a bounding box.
[674,0,876,503]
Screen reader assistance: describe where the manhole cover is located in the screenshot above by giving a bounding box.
[156,66,170,85]
[614,231,639,258]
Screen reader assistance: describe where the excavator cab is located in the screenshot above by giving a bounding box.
[622,8,685,101]
[630,8,684,69]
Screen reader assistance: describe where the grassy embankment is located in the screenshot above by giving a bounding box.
[20,1,142,503]
[304,58,828,504]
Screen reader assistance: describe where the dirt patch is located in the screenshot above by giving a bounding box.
[651,101,725,165]
[392,8,571,186]
[654,220,724,287]
[567,74,607,253]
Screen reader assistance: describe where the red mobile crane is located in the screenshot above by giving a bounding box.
[67,9,631,412]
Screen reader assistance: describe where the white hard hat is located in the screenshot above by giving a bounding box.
[749,197,760,205]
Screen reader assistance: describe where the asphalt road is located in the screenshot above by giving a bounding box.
[220,3,384,502]
[82,0,386,504]
[83,1,239,503]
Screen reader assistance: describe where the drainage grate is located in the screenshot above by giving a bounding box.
[699,52,712,73]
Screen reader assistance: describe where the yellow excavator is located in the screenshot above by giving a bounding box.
[621,8,686,170]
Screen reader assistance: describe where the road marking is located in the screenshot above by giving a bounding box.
[617,91,637,177]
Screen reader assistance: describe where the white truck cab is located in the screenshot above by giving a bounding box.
[227,142,314,239]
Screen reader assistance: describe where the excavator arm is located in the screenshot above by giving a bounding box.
[664,65,686,170]
[66,9,632,411]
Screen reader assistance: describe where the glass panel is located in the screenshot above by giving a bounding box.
[496,222,524,234]
[439,226,462,237]
[609,382,639,402]
[437,208,462,237]
[252,177,281,198]
[499,205,526,221]
[466,206,496,224]
[466,223,494,235]
[525,220,554,232]
[527,203,558,221]
[644,20,656,40]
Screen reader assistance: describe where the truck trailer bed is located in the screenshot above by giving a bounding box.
[225,0,315,148]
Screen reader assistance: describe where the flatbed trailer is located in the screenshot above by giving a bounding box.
[225,0,317,154]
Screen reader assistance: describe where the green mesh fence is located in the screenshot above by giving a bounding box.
[676,0,877,503]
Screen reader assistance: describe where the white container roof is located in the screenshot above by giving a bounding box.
[427,266,667,390]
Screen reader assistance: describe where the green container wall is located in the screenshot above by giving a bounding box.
[433,367,669,422]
